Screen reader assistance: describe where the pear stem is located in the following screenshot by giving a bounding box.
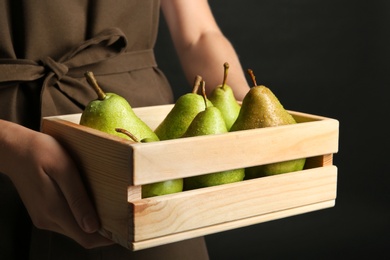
[192,75,202,94]
[222,62,229,88]
[84,71,107,100]
[200,80,208,109]
[247,69,258,86]
[115,128,140,142]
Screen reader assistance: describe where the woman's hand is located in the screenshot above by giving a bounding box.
[0,120,113,248]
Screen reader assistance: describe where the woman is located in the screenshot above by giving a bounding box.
[0,0,250,259]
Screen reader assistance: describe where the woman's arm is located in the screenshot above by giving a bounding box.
[161,0,250,100]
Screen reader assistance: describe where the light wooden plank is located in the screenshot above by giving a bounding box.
[49,109,339,186]
[131,118,339,185]
[131,166,337,241]
[131,200,335,251]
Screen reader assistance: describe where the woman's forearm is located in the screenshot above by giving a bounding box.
[161,0,250,101]
[0,119,33,177]
[175,30,250,101]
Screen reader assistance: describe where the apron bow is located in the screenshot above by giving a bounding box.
[0,27,156,118]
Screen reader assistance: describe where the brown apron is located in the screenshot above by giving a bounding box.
[0,0,209,259]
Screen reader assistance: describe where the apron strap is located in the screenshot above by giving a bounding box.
[0,27,157,117]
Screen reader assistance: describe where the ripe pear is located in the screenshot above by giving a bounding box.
[115,128,183,198]
[230,69,306,179]
[142,179,183,198]
[154,75,212,140]
[80,71,159,142]
[182,81,245,190]
[208,62,241,130]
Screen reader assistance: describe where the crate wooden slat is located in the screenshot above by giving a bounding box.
[42,104,339,251]
[132,200,335,251]
[131,165,337,240]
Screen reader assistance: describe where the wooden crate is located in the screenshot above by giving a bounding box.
[42,104,339,251]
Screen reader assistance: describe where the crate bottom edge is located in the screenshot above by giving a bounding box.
[128,199,335,251]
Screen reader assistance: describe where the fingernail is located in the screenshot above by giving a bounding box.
[82,214,99,233]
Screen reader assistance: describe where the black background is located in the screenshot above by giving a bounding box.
[155,1,390,259]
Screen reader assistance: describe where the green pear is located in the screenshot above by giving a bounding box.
[115,128,183,198]
[154,75,213,140]
[80,71,158,142]
[141,179,183,198]
[182,81,245,190]
[208,62,241,130]
[230,69,306,179]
